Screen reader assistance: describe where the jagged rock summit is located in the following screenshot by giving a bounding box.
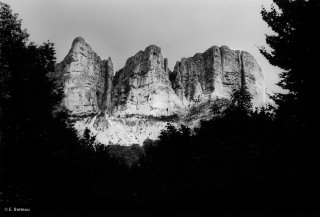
[55,37,114,116]
[111,45,184,117]
[55,37,266,145]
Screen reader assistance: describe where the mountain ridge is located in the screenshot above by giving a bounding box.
[54,37,266,145]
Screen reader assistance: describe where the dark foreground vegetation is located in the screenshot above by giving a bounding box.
[1,0,320,216]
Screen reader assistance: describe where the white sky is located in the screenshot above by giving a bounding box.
[5,0,282,93]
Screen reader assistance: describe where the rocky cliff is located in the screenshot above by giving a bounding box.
[171,45,265,107]
[55,37,114,116]
[55,37,266,145]
[111,45,184,116]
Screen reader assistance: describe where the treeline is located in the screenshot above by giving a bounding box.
[1,0,320,215]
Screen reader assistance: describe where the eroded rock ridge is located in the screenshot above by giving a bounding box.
[171,45,265,107]
[111,45,184,116]
[55,37,114,116]
[55,37,266,145]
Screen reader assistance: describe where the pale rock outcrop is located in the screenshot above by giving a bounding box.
[55,37,113,116]
[111,45,184,116]
[56,37,266,146]
[76,115,174,146]
[241,51,266,106]
[171,46,265,107]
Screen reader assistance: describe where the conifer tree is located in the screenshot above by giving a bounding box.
[260,0,320,123]
[260,0,320,205]
[224,86,253,120]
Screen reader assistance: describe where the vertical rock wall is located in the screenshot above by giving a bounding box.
[171,45,265,107]
[55,37,265,119]
[55,37,114,116]
[111,45,184,116]
[55,37,267,145]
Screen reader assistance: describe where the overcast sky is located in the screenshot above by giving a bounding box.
[5,0,282,92]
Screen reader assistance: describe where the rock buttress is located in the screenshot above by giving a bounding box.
[55,37,111,116]
[171,46,265,107]
[111,45,184,116]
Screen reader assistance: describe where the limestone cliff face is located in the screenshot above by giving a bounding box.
[111,45,184,116]
[171,46,265,107]
[241,51,266,106]
[56,37,266,145]
[55,37,114,116]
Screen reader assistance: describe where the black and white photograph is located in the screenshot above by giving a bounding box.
[0,0,319,216]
